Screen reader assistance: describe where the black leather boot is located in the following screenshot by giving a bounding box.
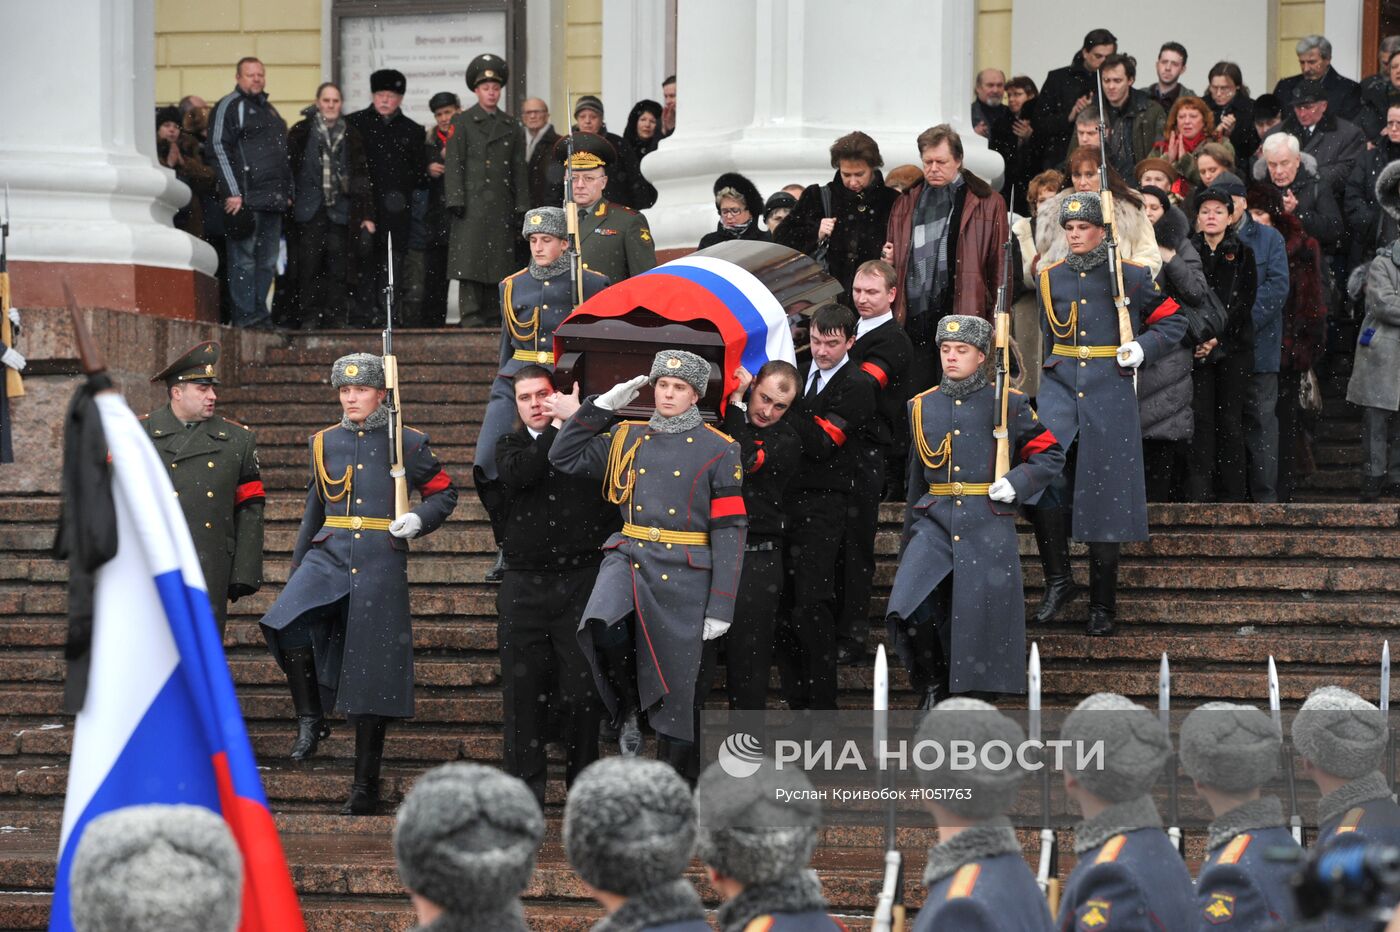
[1031,508,1080,624]
[484,547,507,584]
[1086,542,1121,637]
[593,621,644,757]
[340,715,387,815]
[284,645,329,760]
[656,734,699,785]
[1361,474,1385,503]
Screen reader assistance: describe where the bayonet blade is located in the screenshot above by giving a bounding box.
[1383,641,1391,712]
[874,643,889,714]
[1158,652,1170,725]
[1029,642,1042,743]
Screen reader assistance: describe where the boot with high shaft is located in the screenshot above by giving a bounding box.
[1030,508,1080,624]
[284,645,329,760]
[1086,542,1121,637]
[341,715,388,815]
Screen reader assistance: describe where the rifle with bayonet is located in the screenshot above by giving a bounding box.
[992,194,1015,480]
[382,231,410,519]
[1160,653,1183,857]
[1029,643,1060,913]
[1269,655,1305,846]
[1383,641,1395,802]
[872,644,906,932]
[0,185,21,405]
[1094,70,1136,385]
[563,91,585,307]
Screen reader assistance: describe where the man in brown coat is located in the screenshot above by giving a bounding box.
[883,124,1008,392]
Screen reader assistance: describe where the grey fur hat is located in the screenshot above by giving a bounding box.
[1292,686,1388,779]
[650,349,712,396]
[563,757,697,896]
[1179,702,1280,793]
[70,804,243,932]
[394,763,544,917]
[1059,191,1103,227]
[695,758,821,885]
[1377,159,1400,221]
[1062,693,1171,803]
[915,697,1027,820]
[522,206,568,239]
[331,352,385,389]
[935,315,993,354]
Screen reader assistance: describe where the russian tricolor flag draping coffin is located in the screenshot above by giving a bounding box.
[49,393,303,931]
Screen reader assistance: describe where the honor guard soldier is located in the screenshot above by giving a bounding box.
[1180,702,1301,930]
[886,315,1063,708]
[721,362,802,710]
[559,132,657,283]
[474,206,610,582]
[259,353,457,814]
[1057,693,1195,932]
[445,53,530,327]
[696,759,848,930]
[494,365,620,806]
[1030,191,1187,636]
[142,341,263,636]
[548,350,746,781]
[913,698,1054,932]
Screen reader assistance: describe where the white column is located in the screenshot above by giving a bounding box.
[601,0,670,115]
[0,0,216,275]
[635,0,1002,250]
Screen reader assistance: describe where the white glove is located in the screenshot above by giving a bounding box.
[1116,341,1144,369]
[702,617,730,640]
[7,307,18,330]
[1,347,25,372]
[389,513,423,539]
[595,374,650,411]
[988,477,1017,503]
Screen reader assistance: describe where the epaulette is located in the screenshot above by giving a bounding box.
[946,863,981,899]
[704,423,735,444]
[1121,257,1147,269]
[1217,833,1251,864]
[1009,388,1024,395]
[137,413,150,421]
[613,203,639,215]
[1094,834,1127,864]
[315,424,339,440]
[1337,807,1366,834]
[403,425,426,439]
[222,416,250,431]
[1038,257,1067,277]
[741,918,776,932]
[910,385,941,401]
[507,266,530,280]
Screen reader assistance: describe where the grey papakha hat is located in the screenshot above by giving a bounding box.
[650,349,712,396]
[1291,686,1388,779]
[70,804,243,932]
[1179,702,1280,793]
[935,315,993,354]
[1059,190,1104,227]
[331,352,385,389]
[1062,692,1172,803]
[915,696,1027,820]
[563,757,696,896]
[522,206,568,240]
[695,758,821,886]
[394,763,544,919]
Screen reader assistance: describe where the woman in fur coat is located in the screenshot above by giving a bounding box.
[1035,146,1163,278]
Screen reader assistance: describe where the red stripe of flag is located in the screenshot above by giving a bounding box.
[1145,297,1180,327]
[234,480,265,506]
[211,751,305,930]
[710,495,747,519]
[1020,429,1058,461]
[860,361,889,389]
[419,470,452,496]
[815,416,847,447]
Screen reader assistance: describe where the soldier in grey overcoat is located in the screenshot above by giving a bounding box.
[886,316,1063,705]
[548,350,746,782]
[473,207,609,580]
[259,353,457,815]
[142,341,264,637]
[444,54,530,328]
[1029,192,1187,637]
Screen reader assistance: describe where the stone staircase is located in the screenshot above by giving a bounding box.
[0,330,1395,929]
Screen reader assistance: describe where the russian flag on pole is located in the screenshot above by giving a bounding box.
[49,393,303,931]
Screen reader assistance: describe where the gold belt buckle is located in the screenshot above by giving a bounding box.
[537,351,550,364]
[647,526,661,542]
[350,516,363,530]
[951,481,964,495]
[1078,345,1090,360]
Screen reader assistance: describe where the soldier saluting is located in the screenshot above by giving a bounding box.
[548,349,746,782]
[142,341,263,636]
[258,353,457,814]
[1029,192,1186,636]
[885,315,1063,708]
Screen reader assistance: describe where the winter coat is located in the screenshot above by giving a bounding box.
[1358,76,1400,137]
[1193,228,1259,366]
[1236,215,1291,374]
[1252,151,1345,256]
[525,124,562,208]
[886,170,1008,325]
[206,86,291,211]
[1206,91,1262,164]
[698,223,770,250]
[1033,51,1099,171]
[1154,206,1211,315]
[1275,213,1329,374]
[1010,215,1043,395]
[1035,189,1163,278]
[1343,145,1400,262]
[1271,112,1367,196]
[1274,66,1364,123]
[1138,207,1204,443]
[443,103,529,285]
[1001,98,1046,215]
[1348,245,1400,410]
[346,105,428,242]
[775,169,899,296]
[287,116,374,229]
[161,130,215,238]
[1101,89,1168,181]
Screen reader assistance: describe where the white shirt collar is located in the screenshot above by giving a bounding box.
[856,312,894,338]
[527,427,543,439]
[807,354,849,394]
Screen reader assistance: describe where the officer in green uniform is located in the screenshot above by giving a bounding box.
[558,132,656,283]
[141,341,264,637]
[445,53,530,327]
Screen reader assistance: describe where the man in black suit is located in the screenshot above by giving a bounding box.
[777,303,877,710]
[522,97,562,209]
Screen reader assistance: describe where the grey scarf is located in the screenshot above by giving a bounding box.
[717,870,827,932]
[410,901,530,932]
[1317,770,1392,830]
[906,175,963,317]
[922,817,1022,887]
[590,879,707,932]
[1206,795,1287,853]
[1073,794,1163,854]
[530,251,574,281]
[938,370,988,400]
[648,406,704,434]
[341,404,390,433]
[314,114,346,209]
[1064,242,1109,273]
